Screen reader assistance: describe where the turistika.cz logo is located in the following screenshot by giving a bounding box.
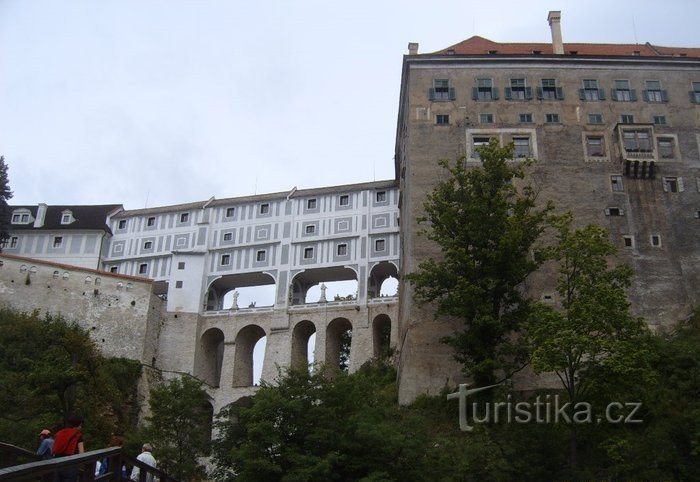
[447,383,643,432]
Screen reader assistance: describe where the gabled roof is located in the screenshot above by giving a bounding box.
[432,35,700,58]
[9,204,122,233]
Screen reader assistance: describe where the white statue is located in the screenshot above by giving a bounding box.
[230,290,239,310]
[319,283,327,303]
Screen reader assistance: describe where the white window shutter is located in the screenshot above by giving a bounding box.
[663,179,669,192]
[678,177,685,192]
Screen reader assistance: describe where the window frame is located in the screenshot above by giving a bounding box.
[436,114,450,125]
[52,236,63,248]
[179,212,189,223]
[375,239,386,252]
[259,203,270,215]
[256,250,266,262]
[339,195,349,206]
[545,113,560,124]
[303,247,314,259]
[138,263,148,275]
[220,254,231,266]
[337,243,348,256]
[479,113,494,124]
[430,79,455,101]
[143,240,153,250]
[225,207,235,217]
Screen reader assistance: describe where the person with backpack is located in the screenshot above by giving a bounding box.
[36,429,54,460]
[52,414,85,482]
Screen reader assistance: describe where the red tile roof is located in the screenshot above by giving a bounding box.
[432,35,700,58]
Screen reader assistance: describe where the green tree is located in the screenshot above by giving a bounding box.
[527,216,652,474]
[143,376,212,481]
[0,156,13,250]
[407,140,553,386]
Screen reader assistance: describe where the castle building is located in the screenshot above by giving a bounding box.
[395,11,700,402]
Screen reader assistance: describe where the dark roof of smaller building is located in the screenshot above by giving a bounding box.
[432,35,700,58]
[9,204,122,233]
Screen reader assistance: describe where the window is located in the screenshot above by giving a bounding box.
[226,207,235,217]
[256,250,266,262]
[479,113,494,124]
[538,79,563,100]
[505,78,532,100]
[223,232,233,241]
[658,137,675,158]
[307,199,317,209]
[61,213,72,224]
[376,191,387,202]
[429,79,455,101]
[118,219,127,230]
[260,203,270,214]
[12,211,31,224]
[138,263,148,274]
[3,236,18,249]
[513,137,531,158]
[221,254,231,266]
[519,113,533,123]
[588,113,603,124]
[663,176,683,192]
[474,78,498,101]
[611,175,624,192]
[545,113,560,124]
[644,80,667,102]
[580,79,604,101]
[109,266,118,273]
[339,195,349,206]
[177,262,185,270]
[337,243,348,256]
[143,241,153,250]
[612,80,636,101]
[691,82,700,104]
[175,281,183,289]
[620,114,635,124]
[622,130,652,152]
[650,235,662,247]
[375,239,386,252]
[471,136,492,159]
[586,136,605,157]
[147,216,156,227]
[179,212,189,223]
[623,236,634,248]
[303,247,314,259]
[605,207,624,216]
[53,236,63,248]
[305,224,316,234]
[652,115,667,125]
[436,114,450,125]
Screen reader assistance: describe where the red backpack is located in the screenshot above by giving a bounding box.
[52,428,82,456]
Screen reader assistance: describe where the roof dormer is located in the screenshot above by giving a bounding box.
[60,209,75,225]
[11,208,33,225]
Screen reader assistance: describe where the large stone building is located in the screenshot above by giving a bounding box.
[395,11,700,402]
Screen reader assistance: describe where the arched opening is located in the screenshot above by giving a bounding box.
[196,328,225,387]
[253,336,267,385]
[233,324,266,387]
[325,318,352,372]
[291,320,316,370]
[201,400,214,448]
[207,272,276,311]
[291,267,358,305]
[372,314,392,359]
[368,261,399,299]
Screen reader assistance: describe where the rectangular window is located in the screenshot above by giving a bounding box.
[376,191,387,202]
[143,241,153,250]
[663,176,683,192]
[53,236,63,248]
[586,136,605,157]
[605,207,624,216]
[580,79,602,101]
[256,250,266,262]
[620,114,635,124]
[539,78,563,100]
[179,212,189,223]
[61,214,71,224]
[475,78,496,101]
[658,137,675,158]
[177,262,185,270]
[11,214,20,223]
[147,216,156,227]
[623,130,652,152]
[118,220,127,230]
[479,113,494,124]
[692,82,700,104]
[613,80,635,101]
[110,266,118,273]
[588,113,603,124]
[472,136,492,159]
[623,236,634,248]
[307,199,317,209]
[303,247,314,259]
[375,239,386,252]
[430,79,454,101]
[9,237,18,248]
[221,254,231,265]
[651,234,662,247]
[260,203,270,214]
[139,263,148,274]
[223,232,233,241]
[653,115,666,125]
[507,78,530,100]
[226,207,235,217]
[519,113,533,123]
[611,175,624,192]
[339,195,349,206]
[175,281,183,289]
[337,243,348,256]
[513,137,531,158]
[644,80,667,102]
[436,114,450,125]
[545,113,560,124]
[305,224,316,234]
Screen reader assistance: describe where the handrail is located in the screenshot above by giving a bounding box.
[0,443,39,469]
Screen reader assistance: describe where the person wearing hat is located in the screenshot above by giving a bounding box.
[37,429,54,460]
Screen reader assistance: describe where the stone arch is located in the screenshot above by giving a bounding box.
[232,324,267,387]
[291,320,316,370]
[325,317,353,372]
[207,272,276,310]
[372,314,392,358]
[368,261,399,298]
[291,266,359,305]
[201,399,214,445]
[196,328,225,387]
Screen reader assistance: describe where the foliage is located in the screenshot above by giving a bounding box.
[142,376,212,481]
[0,155,12,249]
[407,140,554,385]
[0,308,142,449]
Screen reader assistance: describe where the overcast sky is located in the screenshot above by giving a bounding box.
[1,0,698,210]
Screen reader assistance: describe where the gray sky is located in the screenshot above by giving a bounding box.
[2,0,698,209]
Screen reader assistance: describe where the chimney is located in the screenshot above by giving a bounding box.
[34,203,47,228]
[408,42,419,55]
[547,11,563,55]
